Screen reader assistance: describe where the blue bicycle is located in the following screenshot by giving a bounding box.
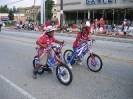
[63,39,103,72]
[33,43,73,86]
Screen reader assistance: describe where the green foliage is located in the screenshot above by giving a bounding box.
[50,20,55,24]
[0,5,17,13]
[4,22,13,26]
[8,9,14,21]
[37,12,41,22]
[0,5,9,13]
[29,19,34,22]
[50,20,55,25]
[68,22,73,26]
[45,0,55,20]
[12,6,17,13]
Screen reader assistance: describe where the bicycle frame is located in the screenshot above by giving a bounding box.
[35,43,65,70]
[75,40,94,59]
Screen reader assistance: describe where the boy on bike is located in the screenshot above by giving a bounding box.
[67,27,90,69]
[33,26,64,78]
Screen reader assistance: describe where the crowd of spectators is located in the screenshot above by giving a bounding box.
[11,18,133,38]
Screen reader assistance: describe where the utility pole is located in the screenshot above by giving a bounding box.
[60,0,63,26]
[34,0,36,23]
[41,0,45,25]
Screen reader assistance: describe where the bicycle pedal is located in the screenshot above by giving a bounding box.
[47,68,53,74]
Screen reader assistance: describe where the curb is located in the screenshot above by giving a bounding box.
[95,34,133,39]
[2,28,133,39]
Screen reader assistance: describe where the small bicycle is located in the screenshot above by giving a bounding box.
[63,39,103,72]
[33,43,73,86]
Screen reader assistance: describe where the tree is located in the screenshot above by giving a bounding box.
[12,6,17,13]
[8,9,14,21]
[37,12,41,22]
[0,5,9,13]
[45,0,55,20]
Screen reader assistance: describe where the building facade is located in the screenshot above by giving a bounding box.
[52,5,58,20]
[18,5,57,21]
[57,0,133,25]
[17,6,40,21]
[0,13,26,23]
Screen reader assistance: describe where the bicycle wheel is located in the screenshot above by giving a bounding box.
[63,50,75,65]
[33,56,44,74]
[56,63,73,86]
[87,54,103,72]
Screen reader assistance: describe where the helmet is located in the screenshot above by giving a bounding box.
[45,26,54,33]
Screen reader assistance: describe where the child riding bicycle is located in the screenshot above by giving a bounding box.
[33,26,64,78]
[67,27,91,69]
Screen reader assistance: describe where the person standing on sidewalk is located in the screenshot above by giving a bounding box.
[123,24,128,38]
[80,22,86,32]
[127,20,131,28]
[94,19,98,34]
[55,18,59,28]
[99,18,105,33]
[45,19,50,27]
[0,23,3,32]
[86,19,91,33]
[122,19,127,31]
[20,20,23,30]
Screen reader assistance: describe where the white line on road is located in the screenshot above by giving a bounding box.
[0,75,36,99]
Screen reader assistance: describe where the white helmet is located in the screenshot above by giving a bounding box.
[45,26,54,33]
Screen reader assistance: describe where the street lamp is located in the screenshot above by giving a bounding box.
[60,0,63,26]
[34,0,37,23]
[41,0,45,25]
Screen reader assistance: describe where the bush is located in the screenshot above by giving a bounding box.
[29,19,34,22]
[4,22,13,26]
[68,22,73,26]
[50,20,55,25]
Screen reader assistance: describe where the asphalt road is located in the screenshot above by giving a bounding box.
[0,30,133,99]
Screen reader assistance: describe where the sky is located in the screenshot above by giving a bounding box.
[0,0,57,8]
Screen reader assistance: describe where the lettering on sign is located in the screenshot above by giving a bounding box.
[114,0,117,3]
[108,0,112,2]
[91,0,96,4]
[97,0,101,3]
[86,0,132,4]
[86,0,110,4]
[103,0,108,3]
[86,0,91,4]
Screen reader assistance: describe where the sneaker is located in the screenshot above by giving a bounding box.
[47,68,53,74]
[78,62,82,66]
[67,63,72,69]
[33,70,37,79]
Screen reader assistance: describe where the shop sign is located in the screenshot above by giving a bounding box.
[122,0,133,2]
[1,18,8,22]
[86,0,118,4]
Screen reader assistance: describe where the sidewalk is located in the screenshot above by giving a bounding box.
[3,27,133,39]
[66,31,133,39]
[96,33,133,39]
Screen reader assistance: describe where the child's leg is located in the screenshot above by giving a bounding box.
[67,46,77,64]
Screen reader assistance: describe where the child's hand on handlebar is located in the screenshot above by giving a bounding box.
[82,40,87,43]
[61,40,64,44]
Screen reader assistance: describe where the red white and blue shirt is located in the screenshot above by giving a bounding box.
[37,35,57,54]
[73,32,89,48]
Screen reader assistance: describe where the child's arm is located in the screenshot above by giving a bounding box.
[36,41,47,48]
